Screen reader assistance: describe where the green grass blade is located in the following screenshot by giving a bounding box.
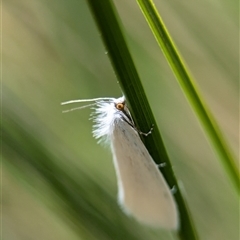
[87,0,199,239]
[136,0,239,193]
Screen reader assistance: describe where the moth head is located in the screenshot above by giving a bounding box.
[114,96,128,112]
[113,96,134,127]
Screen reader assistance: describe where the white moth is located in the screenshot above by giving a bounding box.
[61,96,179,230]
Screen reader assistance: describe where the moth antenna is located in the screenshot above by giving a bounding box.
[62,103,96,113]
[61,97,115,105]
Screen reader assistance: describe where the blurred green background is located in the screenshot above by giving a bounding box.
[3,0,239,240]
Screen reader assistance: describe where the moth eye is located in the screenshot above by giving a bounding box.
[115,103,124,110]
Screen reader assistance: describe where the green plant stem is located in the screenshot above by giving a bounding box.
[86,0,199,239]
[136,0,239,193]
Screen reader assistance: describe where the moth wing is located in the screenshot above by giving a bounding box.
[111,120,179,230]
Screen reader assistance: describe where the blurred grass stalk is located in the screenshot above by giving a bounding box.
[136,0,239,193]
[87,0,199,239]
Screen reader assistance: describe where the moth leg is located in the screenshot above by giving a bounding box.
[139,124,154,136]
[171,185,177,195]
[157,162,167,168]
